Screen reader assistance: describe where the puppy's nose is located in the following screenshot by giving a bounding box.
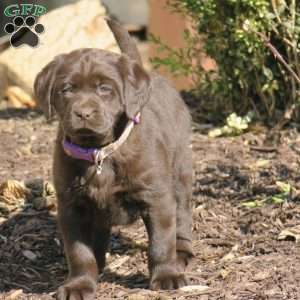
[73,107,95,120]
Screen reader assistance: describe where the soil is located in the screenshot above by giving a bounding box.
[1,107,300,300]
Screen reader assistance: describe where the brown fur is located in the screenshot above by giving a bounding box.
[34,19,193,300]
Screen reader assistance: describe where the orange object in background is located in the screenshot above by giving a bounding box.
[149,0,216,91]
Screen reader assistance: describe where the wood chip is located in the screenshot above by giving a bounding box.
[22,250,37,261]
[106,255,130,271]
[128,294,148,300]
[179,285,210,292]
[278,225,300,242]
[6,289,23,299]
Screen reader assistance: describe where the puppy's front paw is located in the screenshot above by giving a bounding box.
[150,263,188,290]
[56,275,96,300]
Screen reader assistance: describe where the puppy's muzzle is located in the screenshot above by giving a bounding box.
[73,106,96,121]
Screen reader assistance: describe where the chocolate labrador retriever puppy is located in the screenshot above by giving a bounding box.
[34,19,193,299]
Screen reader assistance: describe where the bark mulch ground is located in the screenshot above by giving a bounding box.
[1,108,300,300]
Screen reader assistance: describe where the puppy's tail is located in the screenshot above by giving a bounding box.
[106,18,143,66]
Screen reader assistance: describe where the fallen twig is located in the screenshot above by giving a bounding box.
[249,145,277,153]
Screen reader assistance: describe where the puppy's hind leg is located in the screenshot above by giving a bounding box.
[175,152,194,272]
[142,191,187,290]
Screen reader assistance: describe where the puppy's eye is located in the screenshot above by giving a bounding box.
[97,83,113,95]
[60,84,73,94]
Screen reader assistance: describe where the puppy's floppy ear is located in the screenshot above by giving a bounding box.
[34,55,63,119]
[118,56,151,120]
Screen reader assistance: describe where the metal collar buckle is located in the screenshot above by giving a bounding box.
[94,150,105,175]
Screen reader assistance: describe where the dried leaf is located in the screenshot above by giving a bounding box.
[44,181,55,196]
[0,180,29,202]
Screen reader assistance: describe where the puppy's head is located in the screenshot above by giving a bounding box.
[34,48,150,147]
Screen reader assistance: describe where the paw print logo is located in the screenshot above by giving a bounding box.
[4,16,45,48]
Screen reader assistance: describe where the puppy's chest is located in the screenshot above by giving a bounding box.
[81,166,141,225]
[83,163,131,207]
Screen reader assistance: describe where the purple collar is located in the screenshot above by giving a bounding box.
[62,113,141,165]
[62,139,97,162]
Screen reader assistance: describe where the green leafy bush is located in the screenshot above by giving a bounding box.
[151,0,300,123]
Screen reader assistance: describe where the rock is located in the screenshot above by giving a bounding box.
[25,178,44,194]
[32,195,56,210]
[32,196,47,210]
[0,0,119,103]
[25,179,56,210]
